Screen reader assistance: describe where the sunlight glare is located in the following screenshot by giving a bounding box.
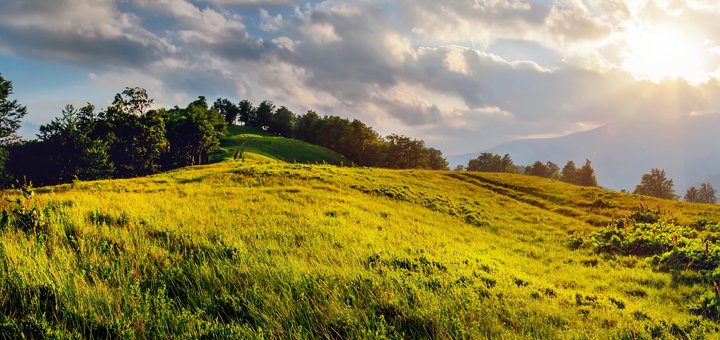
[622,24,708,84]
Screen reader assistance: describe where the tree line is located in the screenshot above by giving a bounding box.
[461,152,718,204]
[212,99,448,170]
[5,88,226,186]
[460,153,598,186]
[0,73,448,187]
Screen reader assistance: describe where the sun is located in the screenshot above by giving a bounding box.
[621,24,709,84]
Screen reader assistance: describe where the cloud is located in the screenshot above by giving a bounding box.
[132,0,272,61]
[211,0,294,6]
[260,9,284,32]
[5,0,720,156]
[0,0,171,68]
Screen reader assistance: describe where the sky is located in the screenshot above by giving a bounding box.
[2,0,720,155]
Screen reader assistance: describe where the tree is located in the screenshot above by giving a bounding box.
[560,161,577,184]
[213,98,240,125]
[685,187,700,203]
[526,161,550,177]
[427,148,449,170]
[576,159,598,187]
[269,106,296,137]
[0,73,28,175]
[384,134,429,169]
[546,161,560,179]
[345,119,383,166]
[685,183,717,204]
[109,87,153,116]
[238,99,255,126]
[165,98,226,166]
[467,153,516,173]
[0,74,28,143]
[634,168,677,199]
[255,100,275,130]
[101,88,168,177]
[37,103,112,181]
[699,183,717,204]
[295,110,321,142]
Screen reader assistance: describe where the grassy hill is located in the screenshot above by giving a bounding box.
[211,125,348,164]
[3,160,720,337]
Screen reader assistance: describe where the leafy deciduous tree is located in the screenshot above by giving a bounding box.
[0,73,28,176]
[213,98,240,125]
[255,100,275,130]
[576,159,598,187]
[634,168,677,199]
[560,161,577,184]
[467,153,516,173]
[685,183,717,204]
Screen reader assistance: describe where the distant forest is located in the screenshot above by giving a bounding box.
[464,153,717,204]
[0,73,448,187]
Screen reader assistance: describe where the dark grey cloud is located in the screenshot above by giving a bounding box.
[0,0,171,69]
[0,26,164,69]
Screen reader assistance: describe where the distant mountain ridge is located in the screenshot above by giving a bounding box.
[447,115,720,192]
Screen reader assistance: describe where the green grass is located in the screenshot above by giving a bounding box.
[2,160,720,337]
[211,125,348,165]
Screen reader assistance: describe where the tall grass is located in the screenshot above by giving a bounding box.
[1,161,719,337]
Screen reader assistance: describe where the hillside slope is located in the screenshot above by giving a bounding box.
[2,162,720,337]
[211,125,348,165]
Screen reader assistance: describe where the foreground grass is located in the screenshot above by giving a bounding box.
[2,161,720,337]
[211,125,347,165]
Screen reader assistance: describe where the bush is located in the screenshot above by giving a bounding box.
[0,183,49,234]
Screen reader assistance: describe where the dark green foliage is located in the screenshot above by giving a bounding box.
[384,134,430,169]
[0,73,28,144]
[634,168,678,200]
[37,104,113,182]
[295,110,320,142]
[0,74,28,179]
[110,87,153,116]
[254,100,275,130]
[691,290,720,320]
[0,184,48,234]
[164,98,226,166]
[467,153,516,173]
[238,99,255,126]
[571,206,720,320]
[213,98,240,125]
[287,112,447,169]
[269,106,296,137]
[6,89,225,186]
[5,85,447,186]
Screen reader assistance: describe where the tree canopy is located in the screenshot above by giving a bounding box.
[634,168,678,200]
[467,153,516,173]
[685,183,716,204]
[6,88,227,186]
[575,159,598,187]
[2,81,449,186]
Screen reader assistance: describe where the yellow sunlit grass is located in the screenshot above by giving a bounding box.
[2,158,720,337]
[622,24,708,84]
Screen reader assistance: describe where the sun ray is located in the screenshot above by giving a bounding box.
[621,23,709,84]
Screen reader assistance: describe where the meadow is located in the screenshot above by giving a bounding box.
[210,125,348,165]
[2,151,720,338]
